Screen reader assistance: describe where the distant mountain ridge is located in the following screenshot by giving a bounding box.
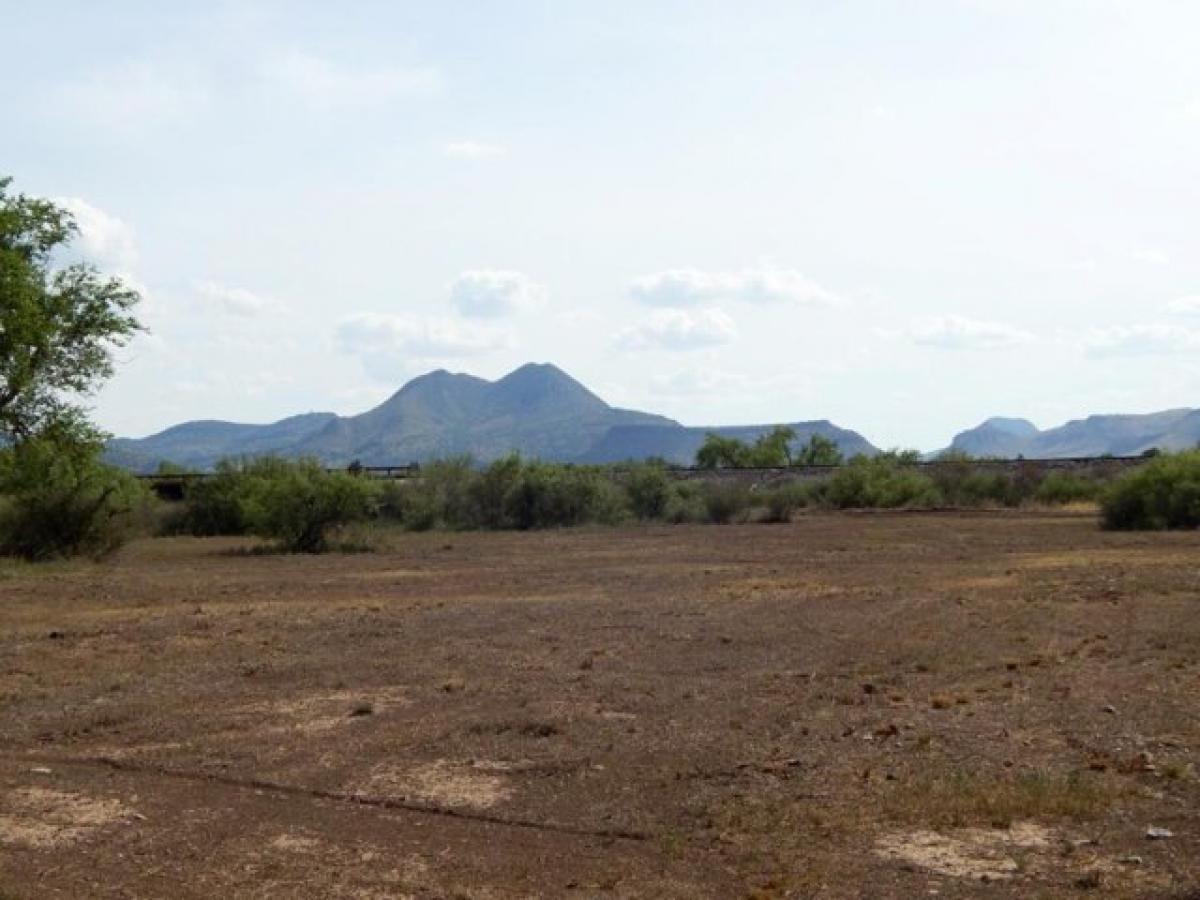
[110,363,879,471]
[107,363,1198,471]
[947,409,1200,458]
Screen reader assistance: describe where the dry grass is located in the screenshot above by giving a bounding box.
[0,513,1198,898]
[884,771,1119,829]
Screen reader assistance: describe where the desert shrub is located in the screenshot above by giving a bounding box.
[468,455,523,528]
[0,429,148,561]
[378,457,478,530]
[241,458,374,552]
[1101,451,1200,530]
[931,462,1015,508]
[702,481,751,524]
[1034,472,1099,505]
[505,463,626,529]
[625,461,672,520]
[762,480,812,522]
[176,462,251,536]
[663,481,707,523]
[825,456,939,509]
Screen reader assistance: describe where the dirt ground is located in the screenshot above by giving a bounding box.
[1,511,1198,898]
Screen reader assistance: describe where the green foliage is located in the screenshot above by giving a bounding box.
[793,434,843,466]
[625,461,672,520]
[0,421,148,560]
[695,433,749,469]
[1034,472,1099,505]
[826,456,939,509]
[762,480,813,522]
[0,177,141,442]
[175,456,373,551]
[702,481,751,524]
[383,457,477,530]
[241,459,373,553]
[930,460,1016,508]
[176,457,274,536]
[1101,451,1200,530]
[696,427,845,469]
[504,462,626,529]
[745,426,795,467]
[663,481,707,523]
[467,454,524,529]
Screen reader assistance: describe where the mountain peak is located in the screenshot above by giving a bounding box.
[979,417,1039,437]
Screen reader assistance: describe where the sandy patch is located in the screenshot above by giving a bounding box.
[875,821,1052,880]
[236,687,410,737]
[0,786,136,849]
[357,760,514,810]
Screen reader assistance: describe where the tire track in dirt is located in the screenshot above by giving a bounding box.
[6,753,650,843]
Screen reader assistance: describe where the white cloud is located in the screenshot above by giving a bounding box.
[616,308,737,350]
[1167,295,1200,316]
[55,197,138,270]
[443,140,505,160]
[336,313,509,374]
[1132,249,1170,266]
[629,266,843,308]
[1084,324,1200,358]
[906,315,1034,350]
[264,50,440,107]
[195,281,283,317]
[448,270,545,318]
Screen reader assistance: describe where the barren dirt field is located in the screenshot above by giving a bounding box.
[1,512,1198,899]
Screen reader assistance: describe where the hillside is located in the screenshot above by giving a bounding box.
[108,364,677,470]
[292,364,675,465]
[948,409,1200,458]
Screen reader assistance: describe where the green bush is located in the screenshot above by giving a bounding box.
[504,463,626,529]
[1101,451,1200,530]
[1034,472,1099,505]
[931,462,1015,508]
[0,429,148,561]
[762,480,812,522]
[826,456,939,509]
[241,459,374,552]
[663,481,707,523]
[702,481,751,524]
[468,455,523,528]
[625,462,671,520]
[377,457,477,530]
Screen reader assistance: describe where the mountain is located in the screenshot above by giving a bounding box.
[948,409,1200,458]
[579,421,877,465]
[946,417,1040,458]
[109,364,683,470]
[292,363,674,465]
[106,412,339,472]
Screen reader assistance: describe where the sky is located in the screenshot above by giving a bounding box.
[5,0,1200,451]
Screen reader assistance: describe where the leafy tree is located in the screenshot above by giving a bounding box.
[793,433,843,467]
[695,433,750,469]
[0,177,141,442]
[0,178,145,560]
[746,426,795,467]
[0,416,147,560]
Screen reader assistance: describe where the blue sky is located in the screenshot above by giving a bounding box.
[6,0,1200,449]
